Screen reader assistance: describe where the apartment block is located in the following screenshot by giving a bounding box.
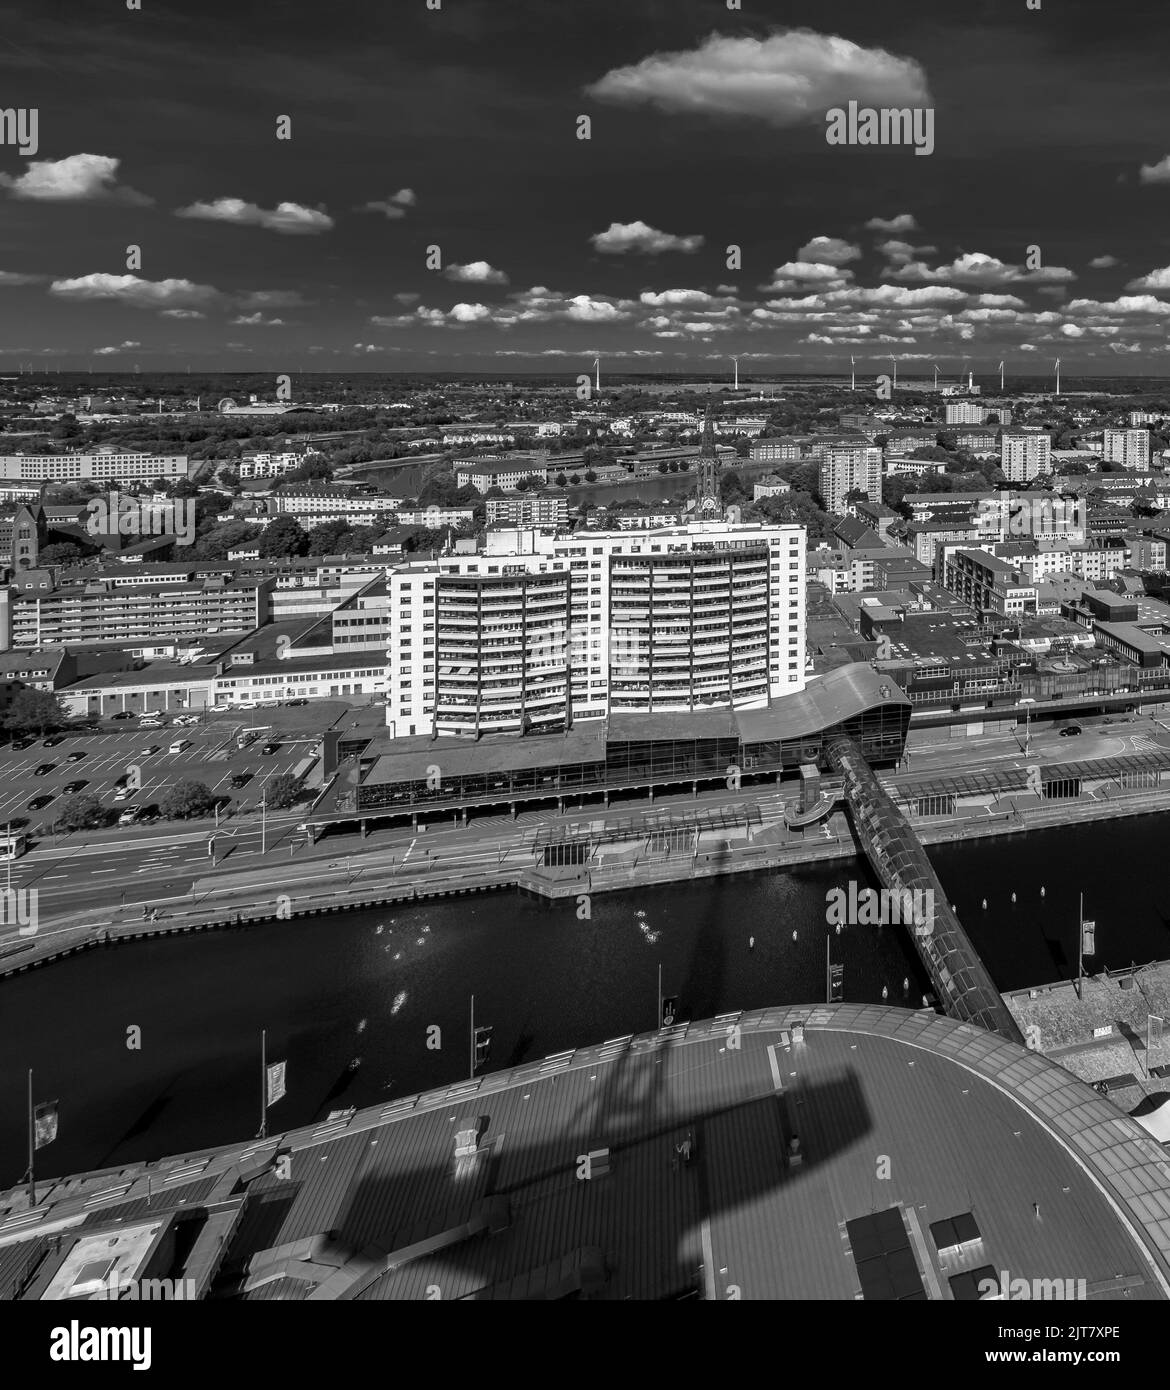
[385,520,805,738]
[485,493,570,527]
[1103,427,1151,471]
[0,450,190,482]
[819,446,882,513]
[999,430,1052,483]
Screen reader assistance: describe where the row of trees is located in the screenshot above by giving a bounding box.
[54,772,304,831]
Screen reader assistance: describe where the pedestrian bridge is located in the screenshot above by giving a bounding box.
[826,735,1024,1044]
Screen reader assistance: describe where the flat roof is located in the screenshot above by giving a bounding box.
[4,1004,1168,1301]
[361,723,608,785]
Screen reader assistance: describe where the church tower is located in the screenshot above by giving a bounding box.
[695,399,721,516]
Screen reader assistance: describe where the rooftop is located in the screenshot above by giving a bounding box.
[2,1004,1168,1301]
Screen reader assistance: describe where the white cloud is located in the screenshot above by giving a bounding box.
[586,29,931,126]
[230,313,286,326]
[94,341,141,355]
[797,236,861,265]
[0,153,152,205]
[639,289,720,307]
[49,273,221,311]
[443,261,509,285]
[1089,255,1119,269]
[0,271,46,286]
[878,239,937,265]
[1125,266,1170,291]
[175,198,333,235]
[1139,155,1170,185]
[359,188,417,219]
[159,309,206,320]
[590,220,703,254]
[238,290,310,309]
[395,292,420,305]
[865,213,918,233]
[892,252,1076,286]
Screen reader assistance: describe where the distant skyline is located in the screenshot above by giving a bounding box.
[2,0,1170,374]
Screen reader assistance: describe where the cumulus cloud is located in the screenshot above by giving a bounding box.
[865,213,918,233]
[639,289,721,307]
[590,220,703,254]
[49,273,221,311]
[1139,156,1170,185]
[797,235,861,265]
[0,153,152,205]
[230,313,286,326]
[1124,266,1170,291]
[586,29,930,126]
[1089,255,1120,269]
[443,261,509,285]
[760,261,853,292]
[892,252,1076,286]
[94,341,141,355]
[878,239,937,266]
[159,309,206,320]
[238,289,310,309]
[359,188,417,218]
[175,198,333,235]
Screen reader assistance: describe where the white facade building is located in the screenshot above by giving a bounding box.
[385,520,805,738]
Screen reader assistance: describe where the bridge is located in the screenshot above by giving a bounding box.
[826,735,1025,1044]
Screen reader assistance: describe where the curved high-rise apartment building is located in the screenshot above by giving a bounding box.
[387,520,805,738]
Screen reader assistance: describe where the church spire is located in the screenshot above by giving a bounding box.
[695,397,721,515]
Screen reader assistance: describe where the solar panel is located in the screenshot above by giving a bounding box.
[846,1208,928,1301]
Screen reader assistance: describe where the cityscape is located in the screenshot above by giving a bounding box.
[1,0,1169,1352]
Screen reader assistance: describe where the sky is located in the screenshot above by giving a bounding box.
[2,0,1170,375]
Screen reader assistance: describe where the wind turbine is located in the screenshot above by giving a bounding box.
[889,355,897,390]
[1054,357,1061,396]
[849,354,856,391]
[932,363,940,390]
[731,355,739,392]
[998,360,1005,392]
[592,356,600,394]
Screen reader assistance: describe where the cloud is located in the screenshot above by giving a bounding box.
[892,252,1076,286]
[586,29,930,126]
[797,236,860,265]
[49,273,221,311]
[1089,255,1120,269]
[760,261,854,292]
[639,289,721,307]
[237,289,310,309]
[159,309,206,320]
[230,313,286,326]
[94,341,141,355]
[359,188,417,219]
[1125,266,1170,291]
[877,239,937,265]
[865,213,918,233]
[395,292,420,305]
[443,261,509,285]
[0,270,46,286]
[1139,156,1170,185]
[590,220,704,254]
[175,198,333,235]
[0,153,152,205]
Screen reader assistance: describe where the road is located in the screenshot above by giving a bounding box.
[6,709,1167,927]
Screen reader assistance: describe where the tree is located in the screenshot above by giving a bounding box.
[657,461,670,474]
[264,773,302,810]
[515,476,531,492]
[5,688,69,736]
[160,780,216,820]
[555,472,567,487]
[56,792,110,832]
[569,473,581,485]
[258,515,309,558]
[38,543,85,565]
[584,469,598,483]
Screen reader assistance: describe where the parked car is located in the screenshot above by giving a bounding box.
[143,745,161,756]
[118,807,142,825]
[285,698,308,707]
[11,738,34,750]
[230,772,253,789]
[66,750,86,763]
[33,763,56,777]
[42,736,64,748]
[113,787,134,803]
[261,742,280,756]
[27,794,54,811]
[112,711,135,720]
[63,779,88,794]
[113,773,130,789]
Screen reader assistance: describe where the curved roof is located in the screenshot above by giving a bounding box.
[5,1002,1168,1301]
[736,662,910,744]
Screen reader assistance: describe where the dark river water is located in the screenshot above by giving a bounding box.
[2,817,1168,1182]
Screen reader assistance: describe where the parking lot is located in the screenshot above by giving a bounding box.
[0,716,318,834]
